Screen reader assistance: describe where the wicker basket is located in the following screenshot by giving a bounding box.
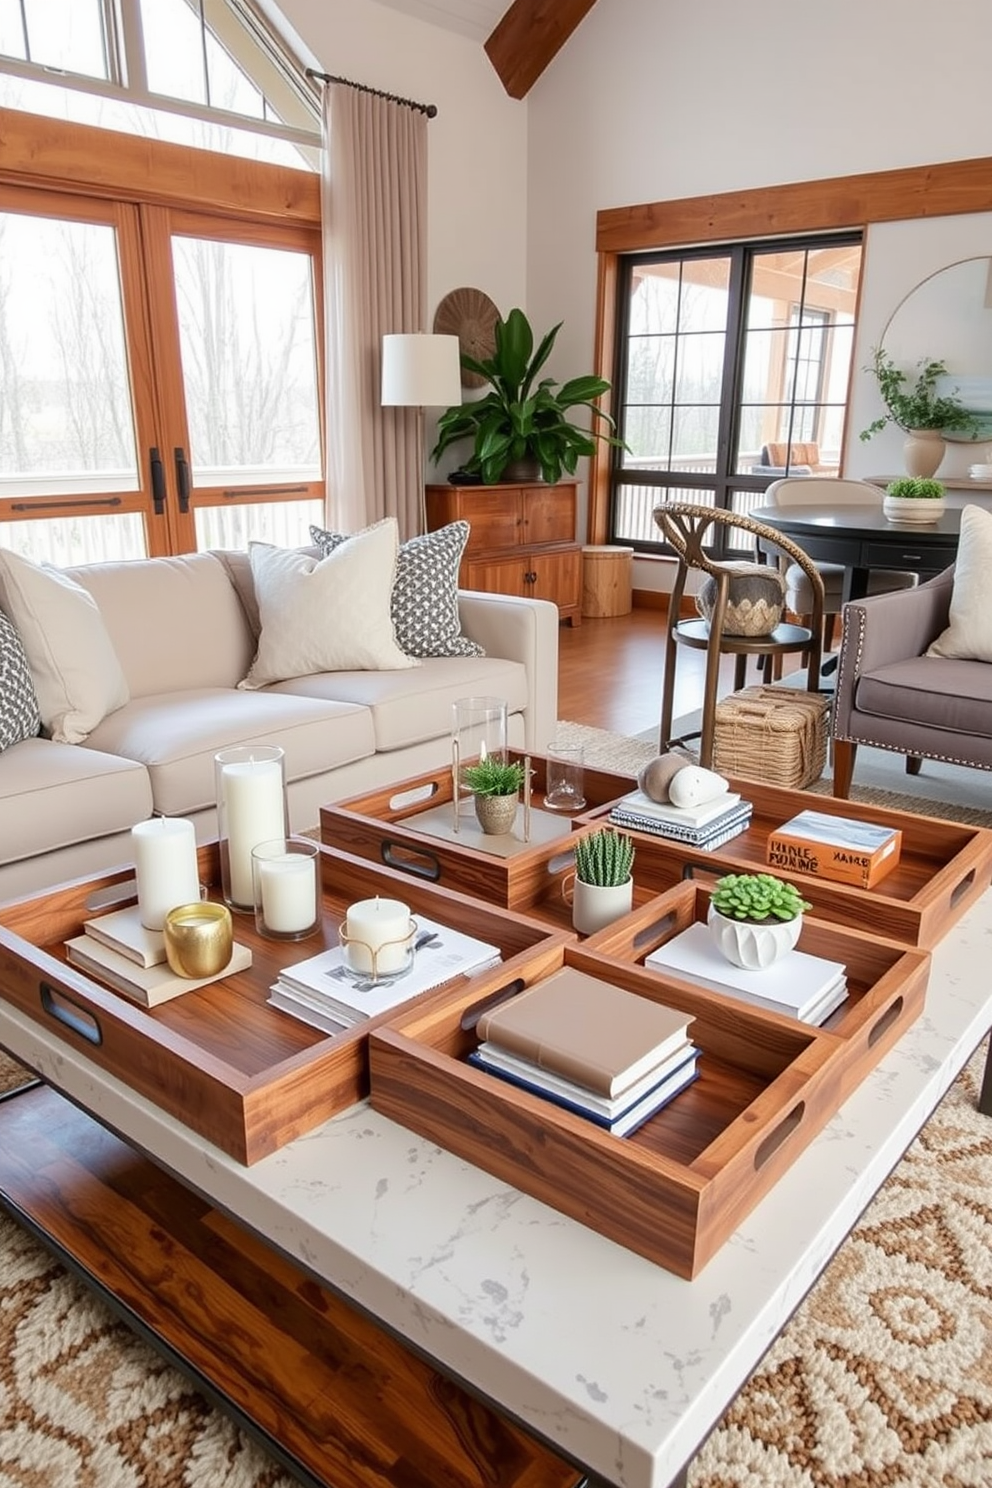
[713,686,829,790]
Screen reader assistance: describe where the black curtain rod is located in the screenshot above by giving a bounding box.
[306,69,437,118]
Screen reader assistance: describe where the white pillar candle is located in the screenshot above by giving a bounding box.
[222,757,285,906]
[258,853,317,934]
[132,817,200,931]
[344,896,412,975]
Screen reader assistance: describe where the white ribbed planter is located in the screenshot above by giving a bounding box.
[882,494,946,524]
[707,903,802,970]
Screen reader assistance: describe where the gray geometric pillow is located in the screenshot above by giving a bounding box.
[310,520,485,659]
[0,609,42,752]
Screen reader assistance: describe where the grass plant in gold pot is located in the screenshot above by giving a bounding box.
[463,757,526,836]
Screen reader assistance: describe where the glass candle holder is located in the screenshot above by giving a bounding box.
[215,745,288,912]
[340,896,415,983]
[452,696,508,812]
[252,837,320,940]
[544,741,586,812]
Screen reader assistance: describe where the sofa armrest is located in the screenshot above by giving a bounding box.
[834,565,954,732]
[457,590,559,751]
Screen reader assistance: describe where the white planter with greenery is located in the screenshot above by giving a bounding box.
[859,348,977,477]
[882,477,946,523]
[568,827,635,935]
[707,873,811,970]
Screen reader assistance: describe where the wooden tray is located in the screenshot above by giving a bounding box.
[0,844,566,1165]
[367,922,917,1278]
[580,778,992,949]
[320,751,637,911]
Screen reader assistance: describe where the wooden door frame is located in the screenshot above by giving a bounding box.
[588,155,992,544]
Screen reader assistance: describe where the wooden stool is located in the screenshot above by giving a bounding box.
[581,545,633,618]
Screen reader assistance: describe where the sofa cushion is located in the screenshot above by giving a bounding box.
[927,504,992,662]
[268,654,529,754]
[856,656,992,737]
[0,611,42,752]
[0,737,153,867]
[85,688,375,817]
[241,522,417,688]
[311,520,485,659]
[0,547,130,744]
[71,551,254,695]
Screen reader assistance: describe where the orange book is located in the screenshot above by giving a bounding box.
[766,809,902,889]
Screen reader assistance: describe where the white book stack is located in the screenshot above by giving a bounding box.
[609,788,752,850]
[268,915,503,1034]
[67,905,252,1007]
[645,922,848,1025]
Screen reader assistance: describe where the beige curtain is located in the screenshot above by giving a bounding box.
[320,83,427,540]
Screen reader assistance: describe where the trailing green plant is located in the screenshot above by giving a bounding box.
[885,477,945,499]
[710,872,811,924]
[860,348,977,440]
[573,827,635,887]
[429,307,625,485]
[462,758,526,797]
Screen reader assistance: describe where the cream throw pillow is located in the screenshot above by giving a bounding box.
[0,548,130,744]
[926,504,992,661]
[240,519,418,689]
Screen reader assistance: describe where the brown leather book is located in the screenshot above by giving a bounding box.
[475,967,694,1097]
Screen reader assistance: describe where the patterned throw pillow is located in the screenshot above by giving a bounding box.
[0,609,42,752]
[310,520,485,658]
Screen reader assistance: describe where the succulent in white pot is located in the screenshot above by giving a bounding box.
[708,872,811,970]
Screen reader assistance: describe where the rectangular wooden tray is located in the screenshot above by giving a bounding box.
[580,777,992,949]
[368,910,928,1278]
[320,751,637,911]
[0,844,566,1165]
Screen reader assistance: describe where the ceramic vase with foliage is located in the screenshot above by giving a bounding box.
[882,477,946,523]
[568,826,635,935]
[463,757,526,836]
[859,348,977,477]
[707,872,811,970]
[430,307,624,486]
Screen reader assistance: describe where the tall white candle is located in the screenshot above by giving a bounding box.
[258,853,317,934]
[222,757,285,906]
[132,817,200,931]
[344,896,411,975]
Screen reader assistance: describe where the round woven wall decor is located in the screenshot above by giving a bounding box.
[433,287,500,389]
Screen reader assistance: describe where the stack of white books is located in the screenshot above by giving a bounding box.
[645,922,848,1025]
[65,904,251,1007]
[469,966,700,1137]
[609,788,752,850]
[268,914,502,1035]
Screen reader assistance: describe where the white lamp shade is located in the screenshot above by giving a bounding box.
[381,333,461,408]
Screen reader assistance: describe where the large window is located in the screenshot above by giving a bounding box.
[610,234,862,549]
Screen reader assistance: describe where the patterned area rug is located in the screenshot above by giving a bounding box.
[2,1033,992,1483]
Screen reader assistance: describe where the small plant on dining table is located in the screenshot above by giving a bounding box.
[462,758,527,796]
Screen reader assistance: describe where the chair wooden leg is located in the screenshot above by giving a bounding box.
[906,756,923,776]
[659,630,680,752]
[832,739,856,798]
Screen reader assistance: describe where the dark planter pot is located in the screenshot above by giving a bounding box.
[499,456,543,483]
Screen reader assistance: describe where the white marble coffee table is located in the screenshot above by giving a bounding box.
[1,890,990,1488]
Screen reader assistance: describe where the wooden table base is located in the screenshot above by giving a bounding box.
[0,1081,581,1488]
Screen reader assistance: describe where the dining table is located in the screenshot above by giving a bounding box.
[751,503,961,606]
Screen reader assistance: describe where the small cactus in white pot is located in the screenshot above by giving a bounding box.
[708,872,811,970]
[569,827,635,935]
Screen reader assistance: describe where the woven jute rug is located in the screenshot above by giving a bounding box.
[2,1035,992,1486]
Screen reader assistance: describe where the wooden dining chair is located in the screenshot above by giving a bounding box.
[653,502,825,768]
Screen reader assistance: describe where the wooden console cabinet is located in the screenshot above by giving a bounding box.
[425,479,582,625]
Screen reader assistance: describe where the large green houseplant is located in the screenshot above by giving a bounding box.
[859,348,977,441]
[430,307,623,485]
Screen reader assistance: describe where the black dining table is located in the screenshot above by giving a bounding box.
[751,503,961,606]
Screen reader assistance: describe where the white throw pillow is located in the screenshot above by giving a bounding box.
[0,548,130,744]
[239,519,418,689]
[926,505,992,661]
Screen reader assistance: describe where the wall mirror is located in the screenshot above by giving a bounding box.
[881,256,992,440]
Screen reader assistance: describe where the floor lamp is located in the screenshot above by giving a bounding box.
[381,333,462,533]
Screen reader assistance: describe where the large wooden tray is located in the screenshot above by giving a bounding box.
[368,911,929,1278]
[320,751,637,911]
[580,777,992,949]
[0,844,565,1165]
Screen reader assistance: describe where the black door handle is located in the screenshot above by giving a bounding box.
[149,447,166,515]
[174,446,191,514]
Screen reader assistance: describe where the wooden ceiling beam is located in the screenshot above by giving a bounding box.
[485,0,598,99]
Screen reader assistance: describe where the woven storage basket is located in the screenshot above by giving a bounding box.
[712,686,829,790]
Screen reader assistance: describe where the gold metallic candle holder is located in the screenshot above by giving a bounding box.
[337,919,416,986]
[163,901,234,979]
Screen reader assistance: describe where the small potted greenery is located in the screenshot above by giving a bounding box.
[568,826,636,935]
[708,872,811,970]
[882,476,946,523]
[860,347,977,478]
[463,757,526,835]
[430,307,624,486]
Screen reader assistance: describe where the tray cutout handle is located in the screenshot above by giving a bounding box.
[634,910,678,955]
[949,867,977,910]
[755,1100,805,1170]
[388,781,438,812]
[380,839,441,882]
[867,996,904,1048]
[460,977,527,1033]
[546,848,576,877]
[40,981,102,1046]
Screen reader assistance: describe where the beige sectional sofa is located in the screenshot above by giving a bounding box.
[0,544,558,901]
